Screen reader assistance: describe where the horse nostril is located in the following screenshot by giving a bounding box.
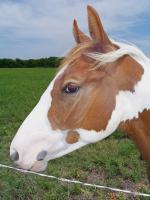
[37,150,47,161]
[10,151,19,161]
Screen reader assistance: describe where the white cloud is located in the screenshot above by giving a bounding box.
[0,0,149,58]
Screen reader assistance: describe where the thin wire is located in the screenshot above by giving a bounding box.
[0,163,150,197]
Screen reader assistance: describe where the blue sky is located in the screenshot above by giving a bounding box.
[0,0,150,59]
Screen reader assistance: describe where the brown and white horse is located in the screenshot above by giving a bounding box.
[10,6,150,178]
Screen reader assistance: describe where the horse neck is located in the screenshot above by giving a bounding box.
[118,109,150,164]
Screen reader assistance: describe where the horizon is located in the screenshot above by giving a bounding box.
[0,56,60,60]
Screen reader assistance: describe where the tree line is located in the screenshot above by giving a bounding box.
[0,57,63,68]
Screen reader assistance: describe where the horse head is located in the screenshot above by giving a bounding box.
[10,6,144,172]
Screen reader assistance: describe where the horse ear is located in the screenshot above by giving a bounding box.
[73,19,91,44]
[87,5,111,45]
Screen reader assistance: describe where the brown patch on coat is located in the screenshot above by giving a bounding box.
[48,52,143,132]
[66,130,80,144]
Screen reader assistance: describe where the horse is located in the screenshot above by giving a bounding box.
[10,5,150,179]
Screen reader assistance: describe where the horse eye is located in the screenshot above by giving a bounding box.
[63,83,80,94]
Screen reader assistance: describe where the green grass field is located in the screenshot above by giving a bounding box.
[0,68,150,200]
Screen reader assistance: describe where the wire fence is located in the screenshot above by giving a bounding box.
[0,163,150,197]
